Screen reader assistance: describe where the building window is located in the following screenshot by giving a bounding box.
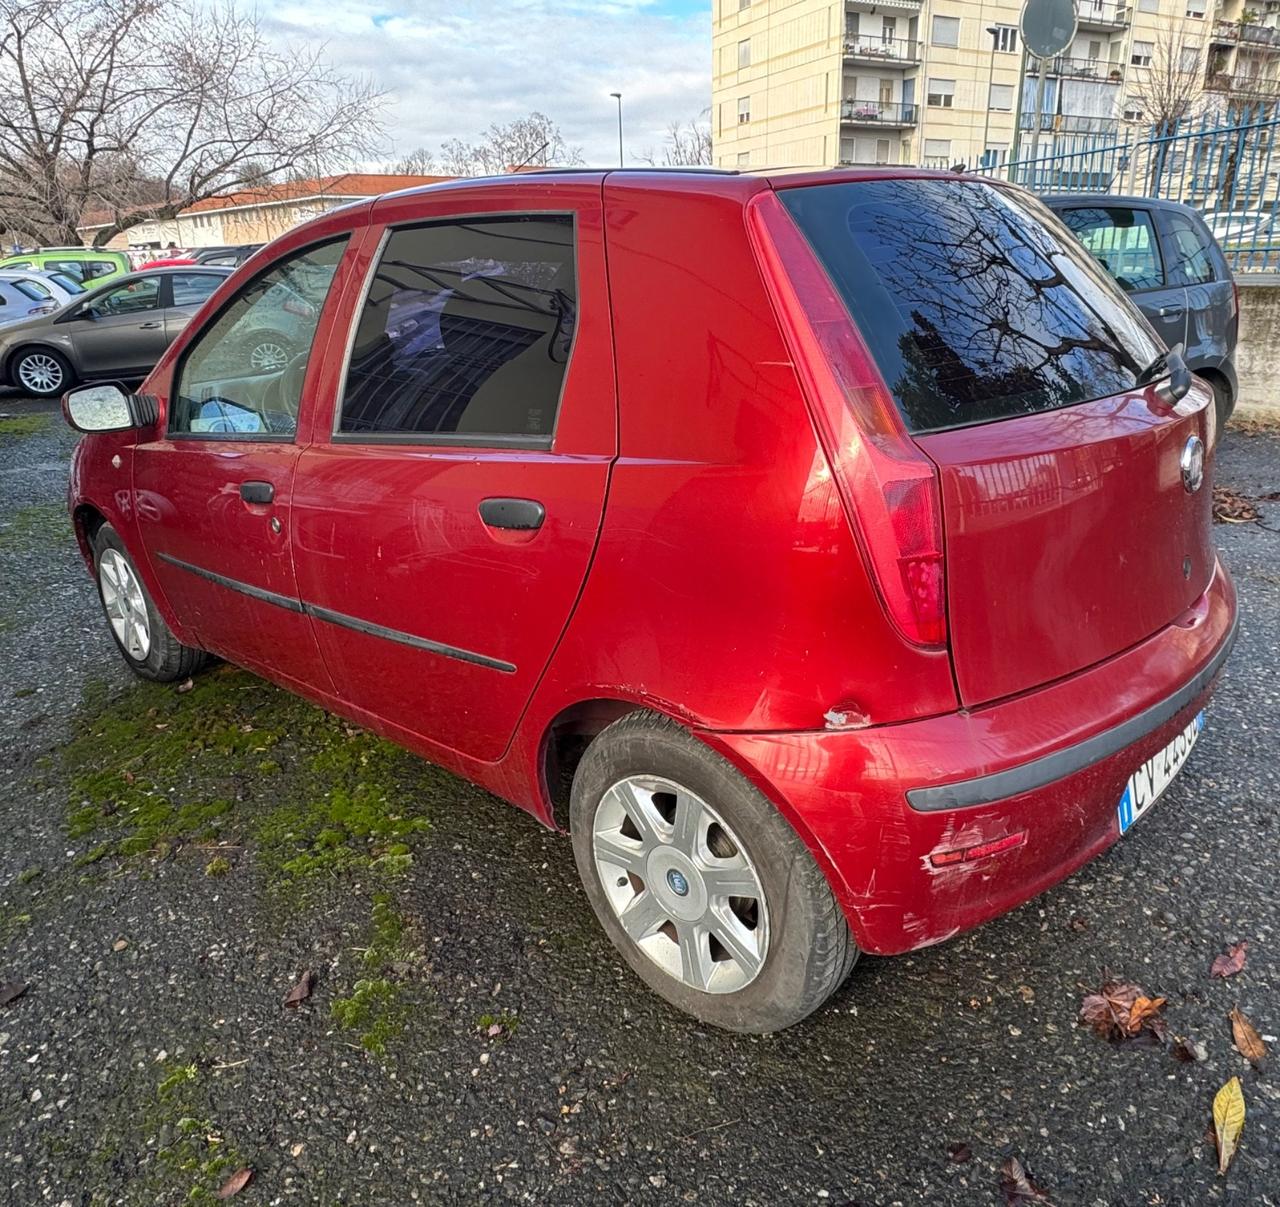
[737,0,750,10]
[983,143,1009,170]
[738,96,751,123]
[989,83,1014,110]
[923,138,952,160]
[1180,42,1200,72]
[993,25,1018,53]
[1185,1,1205,16]
[1124,98,1145,121]
[931,15,960,48]
[737,151,750,166]
[1131,41,1153,67]
[927,78,955,108]
[876,138,891,164]
[1138,0,1158,9]
[738,39,750,68]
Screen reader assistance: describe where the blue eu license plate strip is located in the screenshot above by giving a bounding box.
[1117,712,1206,835]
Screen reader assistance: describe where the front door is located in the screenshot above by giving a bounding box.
[133,238,351,692]
[291,185,616,763]
[66,276,168,376]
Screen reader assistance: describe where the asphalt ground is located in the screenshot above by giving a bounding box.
[0,392,1276,1206]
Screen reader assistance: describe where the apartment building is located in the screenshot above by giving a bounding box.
[711,0,1280,171]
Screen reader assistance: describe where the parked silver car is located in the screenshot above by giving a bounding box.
[0,266,231,396]
[0,269,83,327]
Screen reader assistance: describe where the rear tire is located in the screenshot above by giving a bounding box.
[12,347,74,398]
[92,524,208,682]
[570,711,857,1033]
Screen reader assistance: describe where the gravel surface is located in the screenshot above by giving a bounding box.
[0,392,1276,1206]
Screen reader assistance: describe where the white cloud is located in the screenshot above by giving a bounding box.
[258,0,711,168]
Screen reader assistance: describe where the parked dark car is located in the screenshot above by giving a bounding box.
[191,244,263,267]
[61,169,1234,1033]
[1043,194,1238,424]
[0,266,231,396]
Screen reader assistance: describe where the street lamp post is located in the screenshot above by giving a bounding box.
[981,26,1000,172]
[610,92,624,167]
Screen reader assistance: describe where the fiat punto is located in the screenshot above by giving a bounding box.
[62,170,1236,1033]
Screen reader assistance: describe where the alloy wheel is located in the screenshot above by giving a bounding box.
[99,548,151,660]
[591,776,769,994]
[249,340,290,372]
[16,353,63,394]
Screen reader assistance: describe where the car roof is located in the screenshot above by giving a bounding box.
[1039,192,1205,219]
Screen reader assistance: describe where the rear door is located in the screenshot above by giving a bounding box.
[1157,207,1237,365]
[1055,203,1189,351]
[291,181,615,762]
[165,271,229,341]
[779,177,1215,707]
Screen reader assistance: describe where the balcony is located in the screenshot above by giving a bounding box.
[1210,18,1280,47]
[1048,55,1125,81]
[843,34,920,64]
[845,0,921,11]
[840,100,918,127]
[1075,1,1129,31]
[1205,70,1280,96]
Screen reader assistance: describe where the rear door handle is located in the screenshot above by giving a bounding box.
[478,497,545,531]
[138,320,162,329]
[239,480,274,505]
[1158,305,1184,319]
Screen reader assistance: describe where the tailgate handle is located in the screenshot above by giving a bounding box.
[479,497,545,531]
[239,480,274,505]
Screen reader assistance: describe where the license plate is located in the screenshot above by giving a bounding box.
[1116,712,1205,835]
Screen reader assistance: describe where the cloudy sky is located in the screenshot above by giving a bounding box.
[259,0,713,169]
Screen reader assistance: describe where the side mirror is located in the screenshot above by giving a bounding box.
[1152,343,1192,407]
[62,382,158,433]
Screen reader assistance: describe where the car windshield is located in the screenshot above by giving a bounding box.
[48,272,83,294]
[780,178,1163,434]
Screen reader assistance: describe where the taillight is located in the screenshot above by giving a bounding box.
[745,190,947,649]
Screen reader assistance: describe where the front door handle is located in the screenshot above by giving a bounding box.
[239,480,274,505]
[1158,305,1184,319]
[139,320,162,329]
[478,497,545,531]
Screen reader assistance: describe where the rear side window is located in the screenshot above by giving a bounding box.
[780,179,1162,434]
[338,215,577,444]
[1163,211,1217,286]
[11,279,51,300]
[1058,207,1165,292]
[170,272,224,307]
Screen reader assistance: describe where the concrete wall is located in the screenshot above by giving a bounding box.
[1233,277,1280,417]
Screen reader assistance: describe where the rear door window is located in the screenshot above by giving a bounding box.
[337,215,577,444]
[780,178,1162,434]
[1057,206,1165,292]
[1163,211,1217,286]
[170,272,225,307]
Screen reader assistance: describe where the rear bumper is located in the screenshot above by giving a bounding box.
[705,559,1237,956]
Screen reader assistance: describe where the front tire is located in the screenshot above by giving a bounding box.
[570,711,857,1033]
[12,347,74,398]
[92,524,208,682]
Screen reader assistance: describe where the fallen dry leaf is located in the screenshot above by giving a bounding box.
[283,970,316,1009]
[176,678,194,694]
[1079,980,1167,1041]
[999,1155,1054,1204]
[112,938,128,952]
[1212,1076,1245,1175]
[1211,942,1248,979]
[1229,1006,1266,1068]
[486,1022,503,1037]
[947,1141,973,1164]
[216,1166,253,1199]
[1172,1036,1208,1064]
[1212,487,1260,525]
[0,981,29,1008]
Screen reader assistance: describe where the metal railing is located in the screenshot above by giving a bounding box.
[1212,18,1280,47]
[839,100,918,125]
[1049,56,1125,81]
[842,35,919,63]
[973,104,1280,273]
[1205,71,1280,97]
[1074,1,1130,26]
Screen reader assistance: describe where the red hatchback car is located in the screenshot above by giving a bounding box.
[63,169,1236,1033]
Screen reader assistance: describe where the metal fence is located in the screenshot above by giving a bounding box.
[975,106,1280,273]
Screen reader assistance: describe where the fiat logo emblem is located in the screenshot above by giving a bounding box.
[1180,435,1205,494]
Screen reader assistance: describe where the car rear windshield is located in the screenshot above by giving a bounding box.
[779,178,1163,434]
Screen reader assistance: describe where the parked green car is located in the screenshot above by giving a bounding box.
[0,247,131,286]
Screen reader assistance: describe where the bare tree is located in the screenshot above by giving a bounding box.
[1130,20,1206,135]
[436,113,583,176]
[0,0,386,247]
[637,114,713,167]
[393,146,440,176]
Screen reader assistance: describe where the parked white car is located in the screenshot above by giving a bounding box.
[0,269,83,326]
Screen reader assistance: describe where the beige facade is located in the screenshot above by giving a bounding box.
[712,0,1280,171]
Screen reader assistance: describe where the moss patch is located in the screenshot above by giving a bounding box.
[0,501,68,552]
[0,413,49,437]
[331,892,418,1055]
